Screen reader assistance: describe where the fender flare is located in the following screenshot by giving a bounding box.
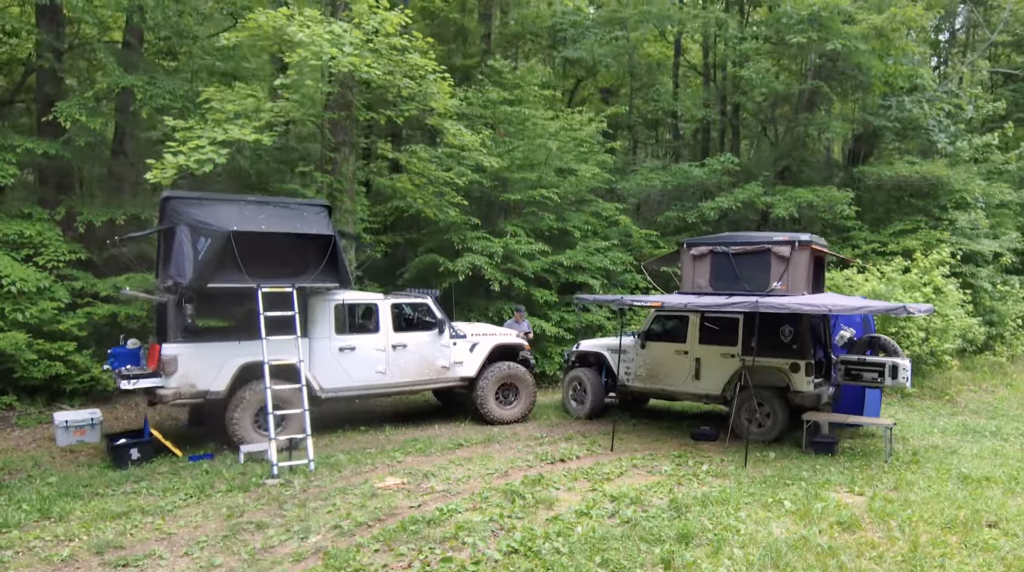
[722,365,793,398]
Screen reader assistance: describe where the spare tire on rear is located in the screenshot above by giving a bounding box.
[849,334,906,358]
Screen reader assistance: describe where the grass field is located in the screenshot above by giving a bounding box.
[2,362,1023,572]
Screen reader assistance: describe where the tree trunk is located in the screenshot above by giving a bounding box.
[729,0,743,158]
[670,0,684,161]
[626,20,638,160]
[700,30,712,159]
[107,3,145,203]
[327,0,359,269]
[730,100,741,158]
[717,47,727,155]
[35,0,74,213]
[479,0,495,58]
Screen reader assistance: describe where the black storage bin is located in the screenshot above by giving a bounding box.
[811,433,840,456]
[104,429,156,470]
[690,426,720,442]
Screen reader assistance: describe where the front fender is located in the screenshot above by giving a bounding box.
[563,349,619,378]
[464,343,534,378]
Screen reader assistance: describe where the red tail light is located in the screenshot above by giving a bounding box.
[147,343,161,371]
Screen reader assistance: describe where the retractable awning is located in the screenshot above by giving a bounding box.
[574,291,934,317]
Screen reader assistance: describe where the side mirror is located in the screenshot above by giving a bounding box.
[638,330,647,349]
[437,318,447,335]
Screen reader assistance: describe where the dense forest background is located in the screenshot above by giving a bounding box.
[2,0,1023,400]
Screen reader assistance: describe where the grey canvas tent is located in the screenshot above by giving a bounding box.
[117,190,352,292]
[573,291,934,317]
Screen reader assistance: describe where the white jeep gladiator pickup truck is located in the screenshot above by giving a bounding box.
[117,289,538,446]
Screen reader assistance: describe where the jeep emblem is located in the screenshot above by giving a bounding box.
[780,325,794,343]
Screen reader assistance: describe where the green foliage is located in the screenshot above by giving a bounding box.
[377,60,659,379]
[0,210,151,398]
[828,249,984,373]
[4,0,1024,399]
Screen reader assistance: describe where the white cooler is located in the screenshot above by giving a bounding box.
[53,409,104,447]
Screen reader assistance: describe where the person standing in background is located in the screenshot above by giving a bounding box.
[503,304,534,341]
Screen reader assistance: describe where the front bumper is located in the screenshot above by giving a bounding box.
[519,350,537,372]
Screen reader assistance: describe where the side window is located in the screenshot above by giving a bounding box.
[698,315,740,347]
[334,303,380,335]
[645,315,690,344]
[391,302,438,333]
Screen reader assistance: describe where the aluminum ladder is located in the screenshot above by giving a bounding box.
[257,285,315,478]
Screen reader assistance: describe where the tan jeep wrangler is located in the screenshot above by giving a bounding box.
[561,310,835,442]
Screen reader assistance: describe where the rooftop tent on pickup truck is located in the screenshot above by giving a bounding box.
[117,190,352,291]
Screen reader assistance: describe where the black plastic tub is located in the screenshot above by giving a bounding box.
[104,429,156,470]
[811,433,840,456]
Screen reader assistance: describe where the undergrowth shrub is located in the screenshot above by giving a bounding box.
[828,248,984,374]
[0,209,152,400]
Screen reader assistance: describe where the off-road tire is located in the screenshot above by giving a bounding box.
[617,393,650,412]
[562,367,607,419]
[472,362,538,425]
[432,388,469,408]
[850,334,906,358]
[226,379,305,447]
[729,388,790,443]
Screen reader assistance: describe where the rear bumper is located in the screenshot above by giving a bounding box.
[788,384,834,409]
[112,370,207,405]
[112,368,164,391]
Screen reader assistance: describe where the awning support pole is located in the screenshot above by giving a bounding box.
[610,307,625,452]
[725,312,762,469]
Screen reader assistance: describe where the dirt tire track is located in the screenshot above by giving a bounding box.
[38,423,611,572]
[281,446,676,570]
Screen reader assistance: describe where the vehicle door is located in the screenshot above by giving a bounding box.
[631,312,694,393]
[321,300,389,389]
[691,313,743,395]
[385,300,454,384]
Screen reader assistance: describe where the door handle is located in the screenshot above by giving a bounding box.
[720,353,736,358]
[391,342,407,349]
[338,345,356,352]
[674,349,689,355]
[694,357,701,380]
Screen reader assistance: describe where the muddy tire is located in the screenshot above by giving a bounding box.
[562,367,607,419]
[729,388,790,443]
[226,379,305,447]
[472,362,537,425]
[432,388,469,408]
[850,334,906,358]
[617,393,650,412]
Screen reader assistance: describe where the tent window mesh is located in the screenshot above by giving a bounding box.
[709,250,771,292]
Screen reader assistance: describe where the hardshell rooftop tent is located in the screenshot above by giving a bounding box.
[682,231,844,296]
[573,291,934,317]
[117,190,352,292]
[643,231,857,296]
